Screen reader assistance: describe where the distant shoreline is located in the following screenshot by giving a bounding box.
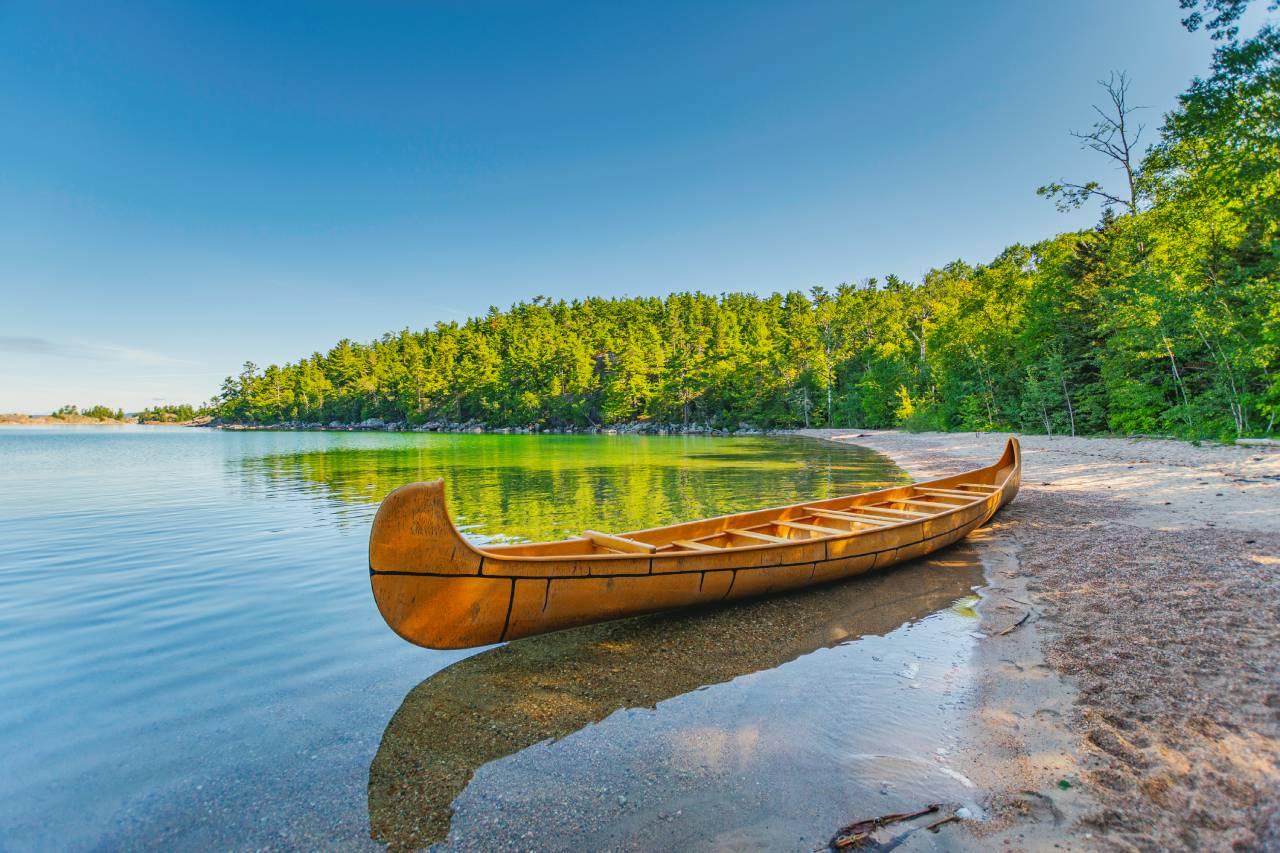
[0,414,131,426]
[209,418,772,436]
[208,419,1277,447]
[9,414,1274,448]
[0,414,211,427]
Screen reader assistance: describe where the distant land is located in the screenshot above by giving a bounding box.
[1,413,132,426]
[0,403,212,426]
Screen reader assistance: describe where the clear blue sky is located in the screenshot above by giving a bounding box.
[0,1,1236,412]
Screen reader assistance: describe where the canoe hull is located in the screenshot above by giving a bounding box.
[370,437,1020,649]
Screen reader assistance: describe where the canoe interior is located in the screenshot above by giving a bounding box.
[480,438,1017,560]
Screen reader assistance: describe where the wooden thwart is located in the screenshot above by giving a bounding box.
[841,510,910,524]
[583,530,657,554]
[852,505,930,519]
[728,528,790,544]
[805,507,892,526]
[891,499,960,511]
[917,488,983,500]
[776,519,850,536]
[671,538,719,551]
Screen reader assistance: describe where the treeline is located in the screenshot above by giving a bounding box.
[216,16,1278,441]
[54,404,125,421]
[46,403,212,422]
[137,403,212,422]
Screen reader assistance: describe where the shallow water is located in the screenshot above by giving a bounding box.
[373,546,989,852]
[0,426,991,851]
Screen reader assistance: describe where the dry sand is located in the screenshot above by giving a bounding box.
[797,429,1280,851]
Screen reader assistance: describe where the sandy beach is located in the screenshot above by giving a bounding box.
[798,429,1280,851]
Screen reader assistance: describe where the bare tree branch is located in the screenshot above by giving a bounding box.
[1038,71,1148,216]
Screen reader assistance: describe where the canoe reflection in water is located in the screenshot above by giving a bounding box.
[367,541,988,850]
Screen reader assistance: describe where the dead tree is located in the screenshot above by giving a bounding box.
[1038,71,1146,215]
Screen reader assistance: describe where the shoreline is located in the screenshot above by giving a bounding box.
[111,415,1280,449]
[0,415,134,426]
[210,418,774,435]
[798,429,1280,850]
[0,417,209,427]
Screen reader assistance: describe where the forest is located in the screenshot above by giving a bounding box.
[53,404,126,421]
[135,403,209,422]
[215,9,1278,441]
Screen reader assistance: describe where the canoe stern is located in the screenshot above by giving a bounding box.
[369,480,482,576]
[998,436,1021,504]
[369,480,511,649]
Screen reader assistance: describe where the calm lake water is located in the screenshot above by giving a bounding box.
[0,427,992,851]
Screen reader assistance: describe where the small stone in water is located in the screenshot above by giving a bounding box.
[956,807,973,819]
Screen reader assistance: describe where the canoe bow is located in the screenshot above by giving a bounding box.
[370,436,1021,649]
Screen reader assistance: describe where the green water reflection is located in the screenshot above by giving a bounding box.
[241,434,909,542]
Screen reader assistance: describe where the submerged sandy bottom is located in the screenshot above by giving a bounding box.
[371,545,996,851]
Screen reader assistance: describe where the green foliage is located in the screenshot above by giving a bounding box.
[216,22,1278,440]
[83,405,123,421]
[54,404,124,420]
[137,403,210,422]
[1180,0,1278,41]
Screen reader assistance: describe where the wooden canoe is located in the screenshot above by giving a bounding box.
[369,436,1021,649]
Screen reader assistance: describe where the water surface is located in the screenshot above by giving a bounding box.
[0,427,989,850]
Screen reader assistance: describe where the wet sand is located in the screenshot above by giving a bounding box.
[798,429,1280,851]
